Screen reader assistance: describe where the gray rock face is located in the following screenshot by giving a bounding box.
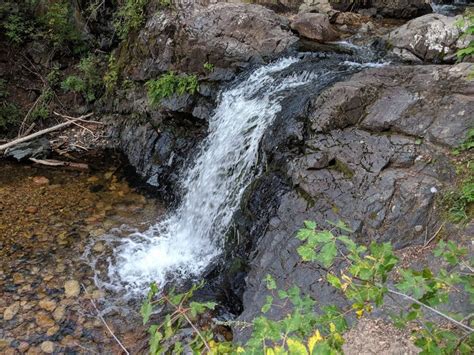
[330,0,432,18]
[371,0,432,18]
[386,13,468,63]
[179,3,298,72]
[290,13,340,42]
[122,3,298,81]
[236,63,473,337]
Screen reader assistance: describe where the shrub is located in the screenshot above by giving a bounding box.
[41,0,83,50]
[61,54,105,102]
[113,0,148,40]
[141,221,474,354]
[457,10,474,61]
[103,53,119,93]
[0,80,22,132]
[146,72,198,106]
[3,13,34,44]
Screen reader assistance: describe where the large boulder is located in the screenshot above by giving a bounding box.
[178,3,299,72]
[371,0,432,18]
[120,3,298,81]
[290,12,340,42]
[236,63,473,336]
[386,14,468,63]
[330,0,432,19]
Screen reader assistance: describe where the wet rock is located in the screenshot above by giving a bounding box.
[46,325,60,336]
[290,13,340,42]
[32,176,50,186]
[3,301,20,321]
[4,138,50,162]
[329,0,432,18]
[386,14,468,63]
[236,63,473,339]
[299,0,333,14]
[38,299,56,312]
[0,339,9,349]
[64,280,80,298]
[40,341,54,354]
[25,206,38,214]
[18,342,29,352]
[52,305,65,322]
[35,312,55,328]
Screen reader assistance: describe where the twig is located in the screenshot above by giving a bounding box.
[0,113,95,152]
[182,312,212,353]
[53,111,103,125]
[80,284,130,355]
[29,158,89,171]
[18,94,43,137]
[422,223,445,249]
[387,288,474,333]
[0,120,80,152]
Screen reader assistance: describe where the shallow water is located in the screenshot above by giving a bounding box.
[0,157,163,353]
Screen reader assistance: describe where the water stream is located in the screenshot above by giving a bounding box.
[97,50,386,297]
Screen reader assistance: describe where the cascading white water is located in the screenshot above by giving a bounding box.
[100,57,318,296]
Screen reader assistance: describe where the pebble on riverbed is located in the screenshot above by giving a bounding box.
[64,280,80,298]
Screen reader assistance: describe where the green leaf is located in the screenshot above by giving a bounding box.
[297,244,317,261]
[265,274,277,290]
[261,296,273,313]
[304,220,317,229]
[317,241,337,268]
[327,274,342,289]
[326,219,353,233]
[140,300,152,325]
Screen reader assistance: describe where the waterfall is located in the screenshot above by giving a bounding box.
[99,57,320,296]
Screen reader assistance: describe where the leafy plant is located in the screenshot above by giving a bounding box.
[103,53,119,93]
[0,79,22,132]
[61,54,105,102]
[142,219,473,354]
[203,62,214,72]
[113,0,148,40]
[3,13,34,44]
[141,282,222,354]
[456,10,474,61]
[41,0,83,49]
[454,128,474,155]
[146,72,198,106]
[297,221,474,354]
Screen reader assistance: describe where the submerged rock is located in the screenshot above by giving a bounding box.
[386,13,468,63]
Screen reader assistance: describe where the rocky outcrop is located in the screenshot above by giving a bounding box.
[386,14,468,63]
[290,13,340,42]
[330,0,432,19]
[371,0,432,18]
[236,63,473,335]
[121,3,298,81]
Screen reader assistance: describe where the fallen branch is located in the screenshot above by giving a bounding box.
[81,284,130,355]
[29,158,89,171]
[387,288,474,333]
[53,111,103,125]
[0,113,94,152]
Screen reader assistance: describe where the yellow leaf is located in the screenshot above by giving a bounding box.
[356,309,364,318]
[287,338,308,355]
[329,323,336,333]
[236,347,245,353]
[308,330,323,353]
[266,349,276,355]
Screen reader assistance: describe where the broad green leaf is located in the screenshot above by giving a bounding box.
[287,338,308,355]
[140,300,152,325]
